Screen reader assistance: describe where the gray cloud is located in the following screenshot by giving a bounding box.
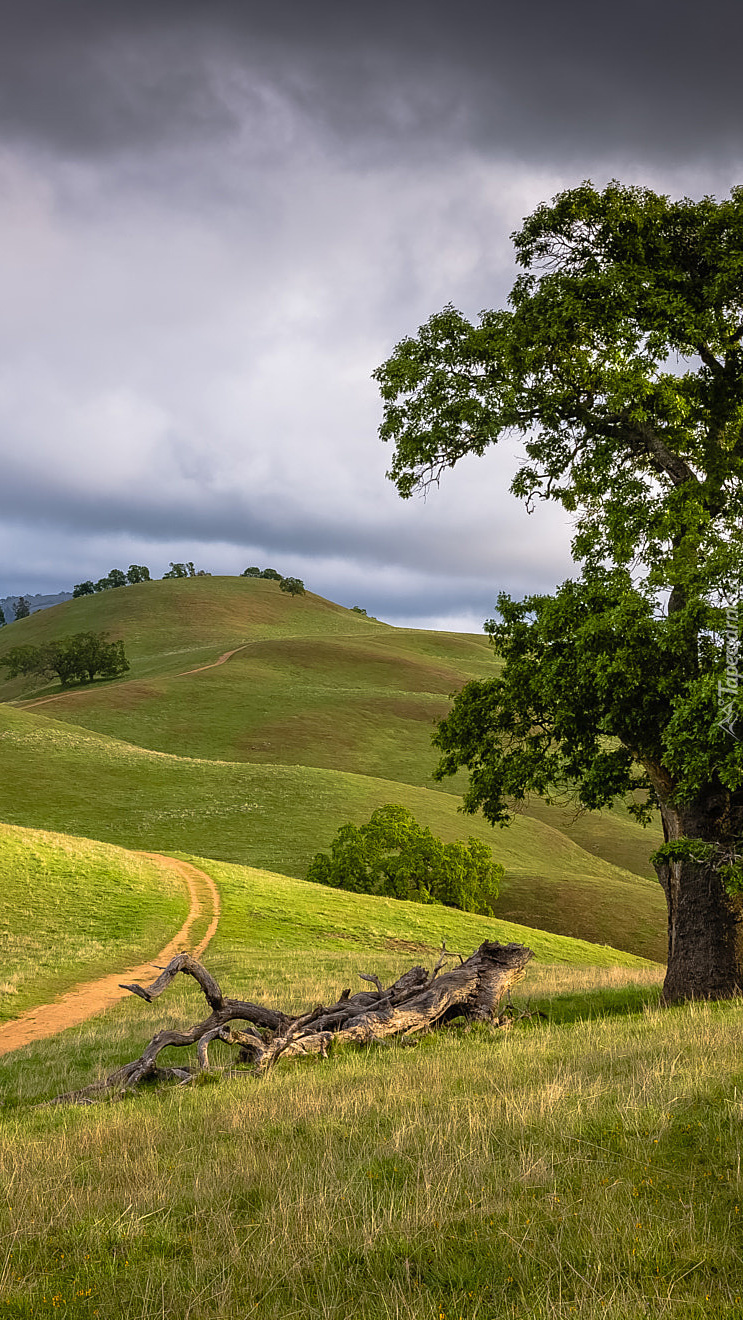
[0,2,741,628]
[2,1,743,165]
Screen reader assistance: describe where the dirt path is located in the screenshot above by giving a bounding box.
[19,645,250,710]
[0,855,220,1056]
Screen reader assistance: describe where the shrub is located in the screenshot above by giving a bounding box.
[306,804,503,915]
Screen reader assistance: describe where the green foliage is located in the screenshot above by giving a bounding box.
[126,564,150,583]
[242,566,261,577]
[75,567,149,595]
[376,181,743,825]
[163,561,194,578]
[0,632,129,687]
[306,804,503,915]
[650,837,716,868]
[279,576,305,596]
[260,568,283,581]
[0,604,4,626]
[14,595,30,619]
[0,643,42,677]
[351,605,368,615]
[649,838,743,896]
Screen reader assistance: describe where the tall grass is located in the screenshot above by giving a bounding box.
[6,960,743,1319]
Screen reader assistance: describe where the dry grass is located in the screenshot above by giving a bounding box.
[4,959,741,1319]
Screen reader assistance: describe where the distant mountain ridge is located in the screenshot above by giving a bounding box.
[1,592,73,622]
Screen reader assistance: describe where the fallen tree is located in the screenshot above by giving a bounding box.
[52,940,534,1103]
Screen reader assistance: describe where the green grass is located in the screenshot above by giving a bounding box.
[1,577,662,886]
[0,823,188,1021]
[5,568,726,1320]
[0,704,667,960]
[8,906,743,1320]
[0,576,389,689]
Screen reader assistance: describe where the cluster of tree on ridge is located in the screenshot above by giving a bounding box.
[0,631,129,687]
[66,562,305,599]
[241,567,306,595]
[73,565,152,596]
[307,804,503,916]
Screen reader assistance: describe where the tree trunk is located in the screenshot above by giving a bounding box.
[51,940,534,1104]
[655,797,743,1002]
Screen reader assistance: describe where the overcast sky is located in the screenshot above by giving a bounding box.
[1,0,742,629]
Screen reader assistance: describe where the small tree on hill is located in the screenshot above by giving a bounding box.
[307,804,503,916]
[0,605,5,626]
[0,644,41,677]
[126,565,151,583]
[260,568,283,581]
[73,581,96,597]
[242,567,261,577]
[0,632,129,686]
[279,576,305,596]
[13,597,30,619]
[163,562,201,579]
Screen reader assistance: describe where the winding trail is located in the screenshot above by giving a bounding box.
[0,855,220,1057]
[19,644,251,710]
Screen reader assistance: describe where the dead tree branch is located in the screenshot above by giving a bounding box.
[51,940,534,1103]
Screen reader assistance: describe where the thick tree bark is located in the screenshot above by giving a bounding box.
[656,795,743,1003]
[52,940,534,1103]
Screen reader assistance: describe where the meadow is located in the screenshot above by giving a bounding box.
[6,578,733,1318]
[3,875,741,1318]
[0,824,187,1022]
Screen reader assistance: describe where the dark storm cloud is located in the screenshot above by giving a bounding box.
[1,0,741,623]
[2,0,743,166]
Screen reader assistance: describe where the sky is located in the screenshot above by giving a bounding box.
[1,0,743,630]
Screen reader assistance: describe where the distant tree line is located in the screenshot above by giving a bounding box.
[307,805,503,916]
[162,562,211,579]
[0,632,129,687]
[74,566,151,596]
[5,563,305,619]
[242,567,305,596]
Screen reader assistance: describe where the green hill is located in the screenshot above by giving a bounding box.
[0,822,188,1020]
[0,702,667,959]
[1,576,662,888]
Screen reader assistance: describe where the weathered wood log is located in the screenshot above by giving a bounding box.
[51,940,534,1103]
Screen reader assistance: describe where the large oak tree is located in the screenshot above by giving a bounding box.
[374,181,743,1002]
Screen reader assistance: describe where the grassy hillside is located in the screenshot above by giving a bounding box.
[1,576,663,886]
[10,846,743,1320]
[11,984,743,1320]
[0,575,388,687]
[0,703,667,959]
[0,823,188,1020]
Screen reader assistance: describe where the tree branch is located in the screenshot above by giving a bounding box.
[52,942,535,1103]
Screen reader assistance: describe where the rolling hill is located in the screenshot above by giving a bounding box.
[0,576,667,959]
[1,575,663,882]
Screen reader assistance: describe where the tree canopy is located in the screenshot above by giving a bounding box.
[0,632,129,687]
[279,576,305,596]
[306,804,503,916]
[375,181,743,1001]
